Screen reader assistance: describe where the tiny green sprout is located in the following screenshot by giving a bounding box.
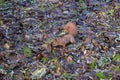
[23,47,32,57]
[90,61,96,69]
[62,71,69,78]
[42,57,48,63]
[113,54,120,62]
[79,0,83,3]
[115,66,120,72]
[96,72,105,79]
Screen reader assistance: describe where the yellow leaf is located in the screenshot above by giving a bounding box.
[31,68,46,79]
[25,7,32,11]
[0,20,3,25]
[4,43,10,49]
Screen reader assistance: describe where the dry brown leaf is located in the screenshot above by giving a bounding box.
[43,34,48,40]
[85,50,94,58]
[67,56,73,63]
[81,45,85,53]
[52,34,76,47]
[92,40,101,49]
[84,37,92,43]
[35,53,47,60]
[64,22,78,37]
[42,44,52,51]
[47,44,52,51]
[57,67,61,75]
[0,52,5,59]
[50,70,55,75]
[23,77,31,80]
[0,32,4,41]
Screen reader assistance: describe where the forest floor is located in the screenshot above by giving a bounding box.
[0,0,120,80]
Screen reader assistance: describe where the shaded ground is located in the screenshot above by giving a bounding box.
[0,0,120,80]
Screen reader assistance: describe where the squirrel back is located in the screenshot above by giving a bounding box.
[52,34,75,47]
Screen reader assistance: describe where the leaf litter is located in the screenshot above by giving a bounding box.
[0,0,120,79]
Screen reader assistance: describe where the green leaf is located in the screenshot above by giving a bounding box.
[90,61,96,69]
[115,66,120,72]
[96,72,105,79]
[31,0,34,4]
[41,57,48,63]
[49,4,56,10]
[0,0,4,4]
[79,0,83,3]
[113,54,120,62]
[0,0,8,6]
[106,73,112,79]
[23,47,32,57]
[109,9,114,16]
[62,71,69,78]
[80,3,87,9]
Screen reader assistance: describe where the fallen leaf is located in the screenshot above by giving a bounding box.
[4,43,10,49]
[57,2,63,6]
[0,68,7,75]
[0,20,3,25]
[67,56,73,63]
[23,77,31,80]
[81,46,85,52]
[42,44,52,51]
[25,7,32,11]
[24,35,31,41]
[31,68,46,79]
[0,31,4,41]
[57,67,61,75]
[80,43,85,52]
[63,11,69,14]
[50,70,55,75]
[84,37,92,43]
[92,40,101,49]
[64,22,78,37]
[35,53,47,60]
[97,12,107,21]
[0,52,5,59]
[85,50,94,58]
[43,34,48,40]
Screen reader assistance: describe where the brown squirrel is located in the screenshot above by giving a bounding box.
[64,22,78,37]
[52,22,78,47]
